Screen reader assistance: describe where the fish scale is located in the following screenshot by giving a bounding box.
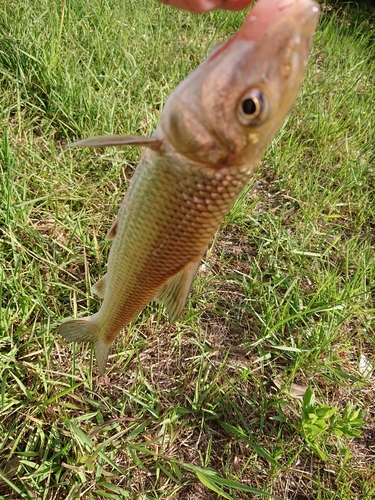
[59,0,320,374]
[110,150,253,280]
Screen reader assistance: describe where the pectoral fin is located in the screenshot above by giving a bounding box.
[154,260,200,322]
[65,134,162,151]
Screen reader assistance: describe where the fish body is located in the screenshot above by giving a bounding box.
[59,0,320,374]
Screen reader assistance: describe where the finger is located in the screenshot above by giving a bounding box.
[220,0,254,11]
[157,1,222,13]
[157,0,253,13]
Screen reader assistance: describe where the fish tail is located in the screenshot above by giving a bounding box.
[58,316,111,375]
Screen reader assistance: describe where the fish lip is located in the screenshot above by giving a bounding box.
[207,0,319,64]
[239,0,320,42]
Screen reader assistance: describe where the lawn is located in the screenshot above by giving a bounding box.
[0,0,374,498]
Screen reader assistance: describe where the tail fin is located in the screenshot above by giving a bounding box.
[58,317,111,375]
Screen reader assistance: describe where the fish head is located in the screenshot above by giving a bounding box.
[160,0,320,166]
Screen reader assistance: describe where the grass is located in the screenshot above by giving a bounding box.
[0,0,375,498]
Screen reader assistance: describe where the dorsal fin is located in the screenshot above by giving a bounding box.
[64,134,161,150]
[154,260,200,322]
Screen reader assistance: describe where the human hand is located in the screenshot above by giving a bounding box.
[156,0,253,13]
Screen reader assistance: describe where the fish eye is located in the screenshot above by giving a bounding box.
[237,89,268,126]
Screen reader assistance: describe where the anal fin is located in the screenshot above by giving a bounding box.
[154,260,200,322]
[91,274,107,299]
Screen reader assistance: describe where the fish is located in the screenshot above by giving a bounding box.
[59,0,320,374]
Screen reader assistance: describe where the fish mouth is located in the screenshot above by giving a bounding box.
[240,0,320,41]
[208,0,320,63]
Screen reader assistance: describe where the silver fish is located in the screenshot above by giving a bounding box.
[59,0,320,374]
